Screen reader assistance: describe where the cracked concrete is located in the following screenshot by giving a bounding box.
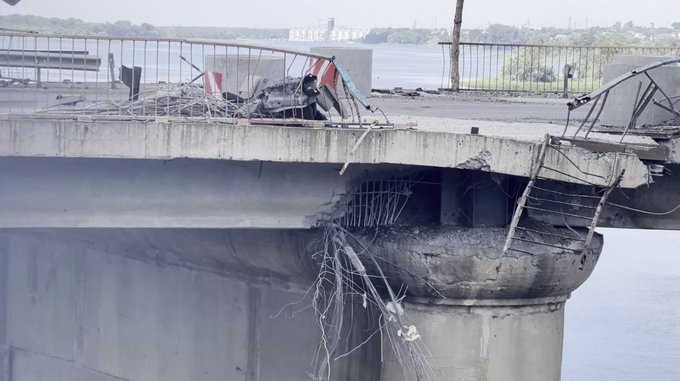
[0,97,664,381]
[0,117,650,188]
[456,150,492,171]
[356,225,603,300]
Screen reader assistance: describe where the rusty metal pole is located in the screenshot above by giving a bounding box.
[450,0,465,91]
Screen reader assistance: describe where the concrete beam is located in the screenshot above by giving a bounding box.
[0,118,649,188]
[0,157,360,229]
[524,164,680,230]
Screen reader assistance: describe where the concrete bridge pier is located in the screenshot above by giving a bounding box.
[360,227,604,381]
[384,297,567,381]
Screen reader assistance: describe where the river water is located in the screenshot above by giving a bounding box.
[276,41,453,89]
[563,228,680,381]
[0,37,480,90]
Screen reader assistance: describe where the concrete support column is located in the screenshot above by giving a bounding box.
[382,297,567,381]
[359,226,603,381]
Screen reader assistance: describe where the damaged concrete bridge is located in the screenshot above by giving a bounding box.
[2,32,680,381]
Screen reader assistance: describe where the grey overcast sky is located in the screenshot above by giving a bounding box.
[2,0,680,29]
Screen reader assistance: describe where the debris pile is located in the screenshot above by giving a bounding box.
[33,51,386,126]
[372,87,442,97]
[39,74,350,121]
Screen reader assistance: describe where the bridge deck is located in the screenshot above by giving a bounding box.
[0,115,651,188]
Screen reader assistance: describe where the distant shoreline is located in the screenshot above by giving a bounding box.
[2,14,679,47]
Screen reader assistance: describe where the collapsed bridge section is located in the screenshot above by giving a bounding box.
[0,112,671,381]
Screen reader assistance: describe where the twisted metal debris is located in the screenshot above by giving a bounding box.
[309,224,435,381]
[1,31,388,126]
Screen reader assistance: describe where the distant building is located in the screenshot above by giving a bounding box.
[289,18,370,42]
[651,33,678,42]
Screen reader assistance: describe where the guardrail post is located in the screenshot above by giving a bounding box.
[563,64,574,98]
[108,53,117,89]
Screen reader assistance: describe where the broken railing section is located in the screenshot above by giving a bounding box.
[564,57,680,142]
[504,135,625,269]
[0,32,386,126]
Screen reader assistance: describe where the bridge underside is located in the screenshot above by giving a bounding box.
[0,155,679,230]
[0,153,614,381]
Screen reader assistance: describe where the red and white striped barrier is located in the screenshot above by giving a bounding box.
[203,71,224,97]
[310,59,339,90]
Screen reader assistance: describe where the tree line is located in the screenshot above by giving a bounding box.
[0,14,287,40]
[2,14,680,47]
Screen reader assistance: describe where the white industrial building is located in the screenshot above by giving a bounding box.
[289,19,370,42]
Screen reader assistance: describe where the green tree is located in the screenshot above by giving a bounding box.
[503,48,556,83]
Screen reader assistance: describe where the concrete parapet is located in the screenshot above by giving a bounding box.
[310,47,373,96]
[204,55,285,96]
[600,55,680,128]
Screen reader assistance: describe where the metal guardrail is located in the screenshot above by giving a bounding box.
[440,42,680,94]
[0,32,378,126]
[564,57,680,144]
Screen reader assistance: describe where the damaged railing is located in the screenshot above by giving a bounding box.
[441,42,680,93]
[564,57,680,143]
[503,135,625,269]
[0,31,382,126]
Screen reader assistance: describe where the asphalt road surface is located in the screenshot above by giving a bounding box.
[373,94,588,124]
